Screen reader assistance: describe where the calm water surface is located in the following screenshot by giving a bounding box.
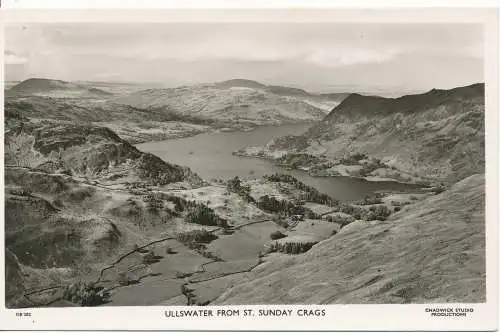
[137,124,420,201]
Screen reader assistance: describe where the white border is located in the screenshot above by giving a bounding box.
[1,0,500,9]
[0,5,498,332]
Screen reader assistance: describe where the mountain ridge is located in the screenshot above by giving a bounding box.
[235,82,485,185]
[8,78,112,98]
[325,83,484,119]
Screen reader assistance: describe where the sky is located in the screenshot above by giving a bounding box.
[4,23,484,93]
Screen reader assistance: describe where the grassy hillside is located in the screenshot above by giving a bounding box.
[236,83,484,185]
[214,174,485,304]
[114,83,336,126]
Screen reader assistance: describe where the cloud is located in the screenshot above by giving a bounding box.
[304,47,400,67]
[4,51,28,65]
[3,23,483,90]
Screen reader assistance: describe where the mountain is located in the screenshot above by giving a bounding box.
[214,173,485,304]
[236,83,485,185]
[323,83,484,119]
[114,84,330,126]
[7,78,112,98]
[214,79,268,90]
[214,79,349,102]
[266,85,310,97]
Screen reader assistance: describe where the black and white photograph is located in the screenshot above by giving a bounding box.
[1,5,498,332]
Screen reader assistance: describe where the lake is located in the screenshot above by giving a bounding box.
[137,124,421,201]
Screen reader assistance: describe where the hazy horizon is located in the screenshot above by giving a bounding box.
[5,23,484,93]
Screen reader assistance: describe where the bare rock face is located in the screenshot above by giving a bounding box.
[214,174,485,304]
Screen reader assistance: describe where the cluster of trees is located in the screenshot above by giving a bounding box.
[266,240,317,255]
[62,281,110,306]
[339,152,368,165]
[264,173,339,206]
[362,205,392,221]
[175,230,221,261]
[181,284,197,305]
[272,215,290,229]
[338,204,364,220]
[337,203,392,222]
[325,214,355,227]
[142,251,161,264]
[353,194,383,205]
[269,134,309,151]
[276,153,323,169]
[185,205,228,227]
[257,195,308,216]
[180,284,210,306]
[270,230,287,240]
[226,176,255,203]
[136,153,187,186]
[161,194,228,227]
[176,229,217,244]
[358,158,386,177]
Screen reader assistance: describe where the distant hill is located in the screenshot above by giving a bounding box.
[115,84,330,126]
[7,78,112,98]
[214,79,268,90]
[7,78,349,128]
[214,79,349,102]
[266,85,310,97]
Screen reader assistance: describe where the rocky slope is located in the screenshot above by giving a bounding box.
[236,83,485,185]
[214,173,485,304]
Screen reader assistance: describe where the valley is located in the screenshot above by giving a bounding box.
[4,78,486,307]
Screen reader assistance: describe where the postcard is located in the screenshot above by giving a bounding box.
[1,5,498,332]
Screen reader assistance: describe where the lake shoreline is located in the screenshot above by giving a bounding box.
[137,124,427,202]
[129,120,318,145]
